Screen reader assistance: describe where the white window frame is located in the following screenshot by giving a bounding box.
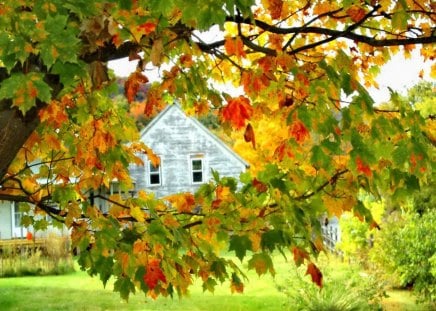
[190,154,205,184]
[148,158,162,186]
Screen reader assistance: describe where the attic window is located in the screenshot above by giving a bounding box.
[190,156,204,184]
[149,161,161,185]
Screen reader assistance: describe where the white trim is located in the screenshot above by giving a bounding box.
[189,154,206,184]
[147,156,162,187]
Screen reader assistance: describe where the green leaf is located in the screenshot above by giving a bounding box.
[33,77,52,103]
[229,235,252,261]
[260,229,290,252]
[202,277,218,293]
[52,61,87,89]
[96,256,114,288]
[341,72,353,96]
[311,145,331,169]
[34,218,49,231]
[248,253,275,276]
[392,142,409,166]
[210,259,227,283]
[113,276,135,301]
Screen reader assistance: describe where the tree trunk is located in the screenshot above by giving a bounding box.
[0,101,39,182]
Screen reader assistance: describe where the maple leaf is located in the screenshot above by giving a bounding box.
[137,21,157,35]
[229,235,252,261]
[221,96,253,129]
[224,36,246,58]
[252,178,268,193]
[346,5,367,23]
[306,262,323,288]
[230,273,244,294]
[274,141,294,161]
[165,193,195,213]
[356,156,372,177]
[244,123,256,149]
[292,246,310,266]
[143,259,167,290]
[248,253,275,277]
[290,120,310,143]
[124,72,149,103]
[265,0,283,20]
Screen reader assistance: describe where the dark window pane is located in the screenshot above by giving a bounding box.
[150,174,160,185]
[192,160,202,170]
[193,172,203,183]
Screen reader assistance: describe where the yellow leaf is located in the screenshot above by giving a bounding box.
[130,204,145,222]
[150,38,164,66]
[431,63,436,79]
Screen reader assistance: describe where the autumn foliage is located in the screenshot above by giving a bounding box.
[0,0,434,302]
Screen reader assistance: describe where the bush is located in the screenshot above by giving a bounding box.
[277,255,385,311]
[370,211,436,303]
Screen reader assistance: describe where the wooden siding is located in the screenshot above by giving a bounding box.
[130,104,248,198]
[0,201,12,239]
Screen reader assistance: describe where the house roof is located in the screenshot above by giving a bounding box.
[139,103,249,168]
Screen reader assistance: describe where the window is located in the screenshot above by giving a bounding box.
[13,203,22,229]
[149,161,161,185]
[191,156,204,184]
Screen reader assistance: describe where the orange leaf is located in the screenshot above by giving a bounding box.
[26,232,33,241]
[224,37,246,58]
[266,0,283,19]
[346,5,366,23]
[165,193,195,213]
[137,21,156,35]
[356,156,372,177]
[290,120,310,143]
[306,262,323,288]
[292,246,309,266]
[252,178,268,193]
[274,141,294,161]
[221,96,253,129]
[244,123,256,149]
[124,72,149,103]
[143,259,167,290]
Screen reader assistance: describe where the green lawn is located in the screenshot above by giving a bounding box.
[0,256,287,311]
[0,254,432,311]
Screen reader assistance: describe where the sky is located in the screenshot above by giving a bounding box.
[108,49,434,104]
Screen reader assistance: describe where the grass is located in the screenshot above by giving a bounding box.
[0,255,287,311]
[0,253,433,311]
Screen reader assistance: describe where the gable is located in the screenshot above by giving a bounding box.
[131,104,249,197]
[139,104,249,169]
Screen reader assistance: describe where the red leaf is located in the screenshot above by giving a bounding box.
[292,247,309,266]
[252,178,268,193]
[137,21,156,35]
[221,96,253,129]
[244,123,256,149]
[290,120,310,143]
[26,232,33,241]
[124,72,149,103]
[306,262,323,288]
[356,156,372,177]
[143,259,167,290]
[224,36,246,58]
[346,6,366,23]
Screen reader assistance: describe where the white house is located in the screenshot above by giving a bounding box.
[129,103,249,198]
[1,103,249,239]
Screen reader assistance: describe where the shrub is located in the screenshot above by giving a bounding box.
[277,255,385,311]
[370,211,436,303]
